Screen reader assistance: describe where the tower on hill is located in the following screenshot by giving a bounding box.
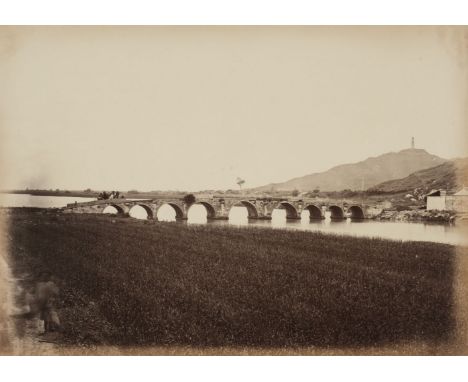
[411,136,415,149]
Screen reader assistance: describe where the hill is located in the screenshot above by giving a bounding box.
[369,157,468,194]
[253,148,446,192]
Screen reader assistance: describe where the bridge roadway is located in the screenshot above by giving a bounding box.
[63,196,384,220]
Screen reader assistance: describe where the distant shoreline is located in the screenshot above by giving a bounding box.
[0,190,185,200]
[0,190,100,198]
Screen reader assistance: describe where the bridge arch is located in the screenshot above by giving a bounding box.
[233,201,258,218]
[348,205,365,219]
[167,203,185,220]
[304,204,323,219]
[157,202,185,220]
[129,203,154,219]
[276,201,299,219]
[195,201,216,219]
[103,203,126,215]
[329,205,345,219]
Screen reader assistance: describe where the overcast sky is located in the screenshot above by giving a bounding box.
[0,26,466,191]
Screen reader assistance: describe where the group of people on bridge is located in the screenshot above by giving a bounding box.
[97,191,124,200]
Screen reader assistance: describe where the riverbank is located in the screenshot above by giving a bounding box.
[373,208,459,223]
[3,208,465,354]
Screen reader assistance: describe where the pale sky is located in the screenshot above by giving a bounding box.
[0,26,466,191]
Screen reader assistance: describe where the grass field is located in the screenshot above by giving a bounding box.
[6,208,456,349]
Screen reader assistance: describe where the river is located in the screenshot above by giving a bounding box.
[1,193,466,245]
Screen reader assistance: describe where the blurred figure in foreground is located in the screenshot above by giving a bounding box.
[24,273,61,333]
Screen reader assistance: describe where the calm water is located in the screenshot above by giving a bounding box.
[1,194,466,245]
[113,201,468,246]
[0,193,96,208]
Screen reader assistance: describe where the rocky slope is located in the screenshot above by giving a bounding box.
[369,157,468,194]
[254,149,446,192]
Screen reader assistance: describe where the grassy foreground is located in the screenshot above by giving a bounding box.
[6,209,456,349]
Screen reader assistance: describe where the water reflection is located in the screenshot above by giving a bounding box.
[301,210,310,224]
[264,216,467,246]
[102,205,119,215]
[228,206,249,226]
[187,204,208,224]
[157,204,177,222]
[183,203,466,245]
[271,209,287,227]
[129,205,149,220]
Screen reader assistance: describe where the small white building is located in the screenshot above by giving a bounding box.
[426,187,468,212]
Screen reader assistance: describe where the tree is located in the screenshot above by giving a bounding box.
[183,193,196,206]
[291,189,299,197]
[236,177,245,191]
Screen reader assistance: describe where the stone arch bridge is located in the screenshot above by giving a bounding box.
[63,196,383,220]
